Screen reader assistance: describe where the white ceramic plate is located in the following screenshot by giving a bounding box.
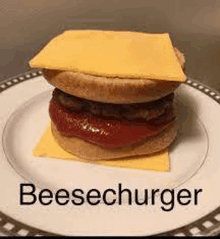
[0,71,220,236]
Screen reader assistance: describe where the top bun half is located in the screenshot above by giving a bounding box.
[43,47,185,104]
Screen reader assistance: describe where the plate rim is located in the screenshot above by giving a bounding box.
[0,70,220,236]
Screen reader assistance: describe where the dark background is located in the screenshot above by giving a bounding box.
[1,0,220,91]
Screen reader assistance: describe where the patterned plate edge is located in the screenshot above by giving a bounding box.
[0,71,220,236]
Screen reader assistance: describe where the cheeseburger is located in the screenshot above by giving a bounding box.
[29,30,186,160]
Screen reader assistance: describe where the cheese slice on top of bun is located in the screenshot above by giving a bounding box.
[30,30,186,171]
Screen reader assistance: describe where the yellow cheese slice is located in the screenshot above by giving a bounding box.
[29,30,186,82]
[33,124,170,172]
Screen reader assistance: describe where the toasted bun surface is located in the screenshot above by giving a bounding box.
[43,48,185,104]
[51,121,178,160]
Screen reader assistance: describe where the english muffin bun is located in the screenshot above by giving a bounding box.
[46,46,184,160]
[29,30,186,161]
[51,121,178,160]
[43,48,185,104]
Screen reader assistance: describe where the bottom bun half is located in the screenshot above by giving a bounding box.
[51,121,178,160]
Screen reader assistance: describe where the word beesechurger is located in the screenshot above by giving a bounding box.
[20,183,202,212]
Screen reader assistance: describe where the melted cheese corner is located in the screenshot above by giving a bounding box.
[29,30,186,82]
[33,124,170,172]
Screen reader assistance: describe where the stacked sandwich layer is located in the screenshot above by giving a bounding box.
[30,30,186,160]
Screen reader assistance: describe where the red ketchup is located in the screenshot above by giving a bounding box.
[49,100,174,149]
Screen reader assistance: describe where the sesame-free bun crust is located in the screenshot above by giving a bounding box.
[51,121,178,160]
[43,48,185,104]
